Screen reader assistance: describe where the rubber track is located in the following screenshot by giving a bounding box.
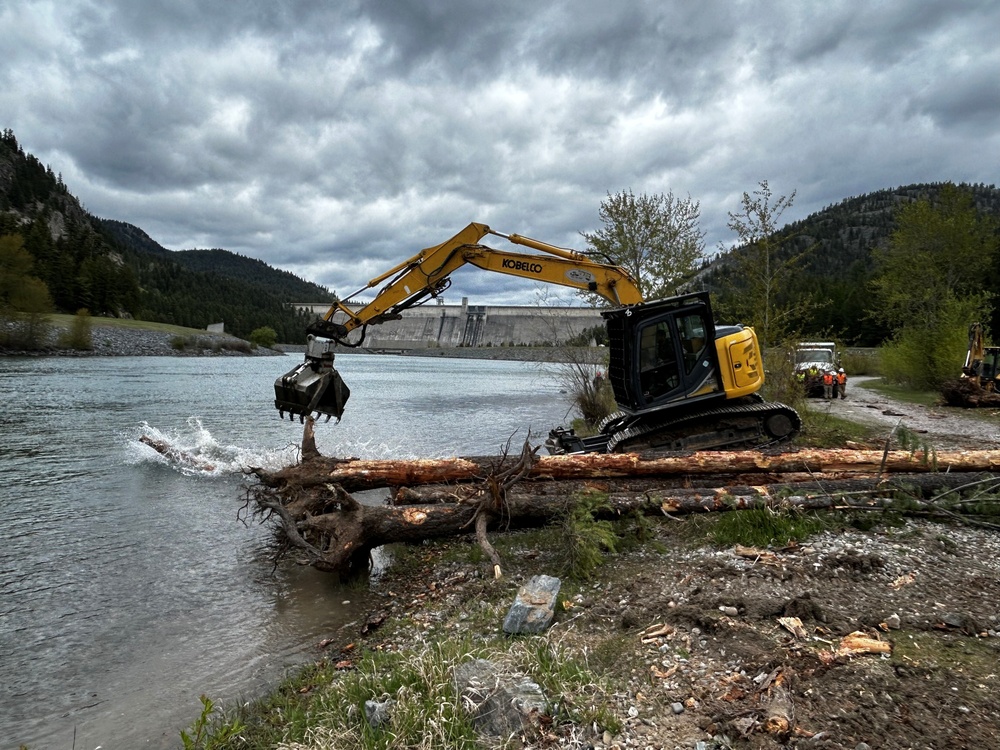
[606,401,802,453]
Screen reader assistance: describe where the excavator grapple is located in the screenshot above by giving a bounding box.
[274,336,351,422]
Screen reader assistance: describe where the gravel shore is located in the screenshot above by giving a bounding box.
[1,322,284,357]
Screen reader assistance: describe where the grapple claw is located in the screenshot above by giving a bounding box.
[274,336,351,423]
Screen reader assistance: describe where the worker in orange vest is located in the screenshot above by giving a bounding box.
[822,369,835,399]
[836,368,847,399]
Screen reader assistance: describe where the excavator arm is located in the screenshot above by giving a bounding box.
[275,223,643,422]
[306,222,643,343]
[963,322,987,379]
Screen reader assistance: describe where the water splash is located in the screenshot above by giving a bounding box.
[125,417,298,476]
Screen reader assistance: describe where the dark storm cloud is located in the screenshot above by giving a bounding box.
[2,0,1000,304]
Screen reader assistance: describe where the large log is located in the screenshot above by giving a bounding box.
[249,468,997,574]
[393,472,999,513]
[246,421,1000,575]
[253,447,1000,493]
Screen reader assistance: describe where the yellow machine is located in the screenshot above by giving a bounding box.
[274,223,800,453]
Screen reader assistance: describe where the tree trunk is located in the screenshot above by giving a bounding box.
[245,420,1000,575]
[253,448,1000,493]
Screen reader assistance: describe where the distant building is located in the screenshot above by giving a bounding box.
[289,298,603,348]
[207,322,225,333]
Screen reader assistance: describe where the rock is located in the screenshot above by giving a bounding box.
[885,613,901,630]
[452,659,548,737]
[364,698,395,729]
[503,574,561,634]
[672,701,685,714]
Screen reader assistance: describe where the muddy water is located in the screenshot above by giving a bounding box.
[0,353,569,749]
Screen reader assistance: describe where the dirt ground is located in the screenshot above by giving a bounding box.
[811,376,999,451]
[349,383,1000,750]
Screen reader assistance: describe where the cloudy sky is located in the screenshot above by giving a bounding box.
[3,1,999,304]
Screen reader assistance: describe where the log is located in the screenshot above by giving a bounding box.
[763,668,795,735]
[392,472,997,510]
[253,448,1000,493]
[245,421,1000,575]
[248,468,997,574]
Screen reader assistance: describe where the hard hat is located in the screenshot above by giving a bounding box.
[838,368,844,373]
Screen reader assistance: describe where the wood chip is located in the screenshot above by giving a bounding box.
[889,572,916,589]
[734,544,781,565]
[837,631,892,656]
[778,616,808,639]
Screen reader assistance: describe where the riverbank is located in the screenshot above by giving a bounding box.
[189,383,1000,749]
[200,512,1000,749]
[0,318,282,357]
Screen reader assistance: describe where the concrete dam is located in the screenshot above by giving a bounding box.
[292,298,605,349]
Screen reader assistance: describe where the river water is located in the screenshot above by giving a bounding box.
[0,353,570,750]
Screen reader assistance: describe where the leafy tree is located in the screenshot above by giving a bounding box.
[59,308,94,350]
[870,184,997,388]
[0,233,52,313]
[714,180,809,350]
[0,233,53,349]
[249,326,278,349]
[581,189,704,302]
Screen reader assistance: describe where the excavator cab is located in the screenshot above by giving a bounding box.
[547,292,797,453]
[274,336,351,422]
[605,293,731,412]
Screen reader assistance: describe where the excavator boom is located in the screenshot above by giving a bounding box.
[275,223,642,422]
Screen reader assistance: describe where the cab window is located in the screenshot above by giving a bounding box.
[677,312,709,375]
[638,320,679,400]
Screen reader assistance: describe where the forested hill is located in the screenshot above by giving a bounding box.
[705,182,1000,345]
[97,219,331,302]
[0,129,332,343]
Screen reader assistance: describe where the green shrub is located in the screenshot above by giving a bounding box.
[762,345,807,412]
[880,296,980,389]
[0,311,52,350]
[249,326,278,349]
[841,348,881,377]
[58,308,93,350]
[555,491,619,580]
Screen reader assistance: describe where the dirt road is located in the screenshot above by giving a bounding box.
[807,376,1000,450]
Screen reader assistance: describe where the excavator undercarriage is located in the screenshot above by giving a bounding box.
[544,399,801,454]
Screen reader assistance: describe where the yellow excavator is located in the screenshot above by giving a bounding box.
[273,223,800,453]
[940,322,1000,407]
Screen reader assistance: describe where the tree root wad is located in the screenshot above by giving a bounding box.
[245,418,1000,577]
[246,419,541,578]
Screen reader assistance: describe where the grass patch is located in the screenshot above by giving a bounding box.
[708,506,836,548]
[47,313,219,337]
[193,635,620,749]
[797,408,884,448]
[892,631,1000,678]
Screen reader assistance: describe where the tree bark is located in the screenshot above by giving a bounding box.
[253,448,1000,493]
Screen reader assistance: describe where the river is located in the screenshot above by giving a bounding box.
[0,353,571,750]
